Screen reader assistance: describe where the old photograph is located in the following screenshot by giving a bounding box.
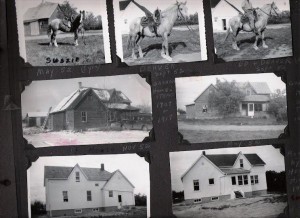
[170,145,287,217]
[211,0,293,61]
[176,73,287,143]
[22,75,152,147]
[28,154,149,217]
[16,0,111,66]
[114,0,207,66]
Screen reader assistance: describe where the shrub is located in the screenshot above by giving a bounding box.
[268,89,287,122]
[135,193,147,206]
[31,201,46,215]
[266,170,286,193]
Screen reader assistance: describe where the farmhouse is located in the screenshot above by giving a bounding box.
[186,82,272,119]
[211,0,290,32]
[44,164,135,217]
[23,0,59,36]
[48,82,140,131]
[23,112,47,127]
[181,151,267,204]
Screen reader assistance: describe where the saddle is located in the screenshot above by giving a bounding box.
[240,9,258,24]
[140,9,161,36]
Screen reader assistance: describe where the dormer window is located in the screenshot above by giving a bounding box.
[246,89,251,95]
[240,159,244,168]
[76,172,80,182]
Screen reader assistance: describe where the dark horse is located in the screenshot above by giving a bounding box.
[48,10,86,47]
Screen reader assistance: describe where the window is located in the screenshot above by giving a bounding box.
[87,191,92,201]
[255,175,259,184]
[81,111,87,122]
[231,176,236,185]
[251,176,254,185]
[243,175,248,185]
[240,159,244,168]
[75,172,80,182]
[209,178,214,185]
[238,175,243,185]
[109,190,113,197]
[211,196,219,201]
[193,180,200,191]
[118,195,122,203]
[95,183,99,186]
[93,208,99,212]
[255,104,263,112]
[74,209,82,214]
[63,191,68,202]
[194,198,202,203]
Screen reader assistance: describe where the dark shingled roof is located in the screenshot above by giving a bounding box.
[244,154,266,165]
[119,0,132,11]
[44,166,113,181]
[211,0,221,8]
[24,2,58,22]
[205,154,238,167]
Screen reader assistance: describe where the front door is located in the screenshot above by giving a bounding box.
[222,19,227,30]
[118,195,122,208]
[248,103,254,117]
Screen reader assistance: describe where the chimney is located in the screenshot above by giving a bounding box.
[202,151,206,156]
[100,164,104,171]
[78,82,82,89]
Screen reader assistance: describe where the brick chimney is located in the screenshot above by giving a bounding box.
[202,151,206,156]
[100,163,104,171]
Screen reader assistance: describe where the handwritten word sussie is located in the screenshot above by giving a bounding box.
[46,57,80,64]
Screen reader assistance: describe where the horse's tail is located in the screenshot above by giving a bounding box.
[47,24,52,37]
[223,26,231,43]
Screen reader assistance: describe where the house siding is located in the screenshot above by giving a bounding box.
[185,194,231,204]
[52,112,65,131]
[65,110,74,130]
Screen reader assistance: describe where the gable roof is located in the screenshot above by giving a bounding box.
[119,0,132,11]
[192,84,217,104]
[181,152,266,180]
[243,95,270,102]
[44,165,113,184]
[51,87,134,114]
[236,82,272,95]
[102,170,135,189]
[24,2,58,22]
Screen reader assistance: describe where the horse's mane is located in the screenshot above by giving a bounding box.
[256,3,273,17]
[162,2,185,16]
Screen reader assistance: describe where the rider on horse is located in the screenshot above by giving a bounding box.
[130,0,161,36]
[242,0,258,33]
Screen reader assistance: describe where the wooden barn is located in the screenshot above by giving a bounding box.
[23,0,59,36]
[48,83,140,131]
[23,112,48,127]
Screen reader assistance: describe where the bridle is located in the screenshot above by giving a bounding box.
[176,3,185,20]
[258,3,279,17]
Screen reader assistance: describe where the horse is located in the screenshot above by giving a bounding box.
[224,2,281,51]
[127,1,189,62]
[48,10,86,47]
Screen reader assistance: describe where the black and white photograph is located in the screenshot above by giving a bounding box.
[16,0,111,66]
[22,75,152,147]
[114,0,207,66]
[211,0,293,61]
[170,146,287,217]
[176,73,287,143]
[28,154,150,217]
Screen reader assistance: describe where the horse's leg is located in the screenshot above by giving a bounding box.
[136,35,144,58]
[130,34,138,60]
[161,33,172,62]
[232,28,240,51]
[53,31,58,47]
[253,32,260,50]
[262,30,268,49]
[74,30,79,46]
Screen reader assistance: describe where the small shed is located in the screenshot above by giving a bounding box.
[23,1,59,36]
[24,112,48,127]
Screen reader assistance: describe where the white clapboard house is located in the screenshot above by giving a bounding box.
[44,164,135,217]
[211,0,290,32]
[181,151,267,204]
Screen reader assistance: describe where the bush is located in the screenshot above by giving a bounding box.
[268,89,287,122]
[268,11,291,24]
[266,171,286,193]
[31,201,46,215]
[172,191,185,204]
[135,193,147,206]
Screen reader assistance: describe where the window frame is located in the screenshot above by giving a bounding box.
[193,180,200,191]
[75,172,80,182]
[231,176,236,185]
[81,111,87,122]
[240,159,244,168]
[62,191,68,202]
[208,178,214,185]
[87,190,92,201]
[109,190,113,197]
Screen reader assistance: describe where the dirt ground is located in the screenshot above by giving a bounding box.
[178,120,286,143]
[122,25,201,65]
[173,194,287,218]
[25,30,105,66]
[214,24,293,61]
[23,128,149,147]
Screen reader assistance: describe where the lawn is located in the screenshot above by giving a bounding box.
[122,26,201,65]
[173,194,287,218]
[179,129,284,144]
[25,33,105,66]
[214,24,293,61]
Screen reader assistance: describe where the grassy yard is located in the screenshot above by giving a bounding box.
[173,194,287,218]
[122,26,201,65]
[179,129,283,143]
[25,34,105,66]
[214,25,293,61]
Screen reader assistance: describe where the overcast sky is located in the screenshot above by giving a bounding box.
[21,75,151,117]
[170,145,285,192]
[18,0,105,17]
[176,73,286,110]
[29,154,150,203]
